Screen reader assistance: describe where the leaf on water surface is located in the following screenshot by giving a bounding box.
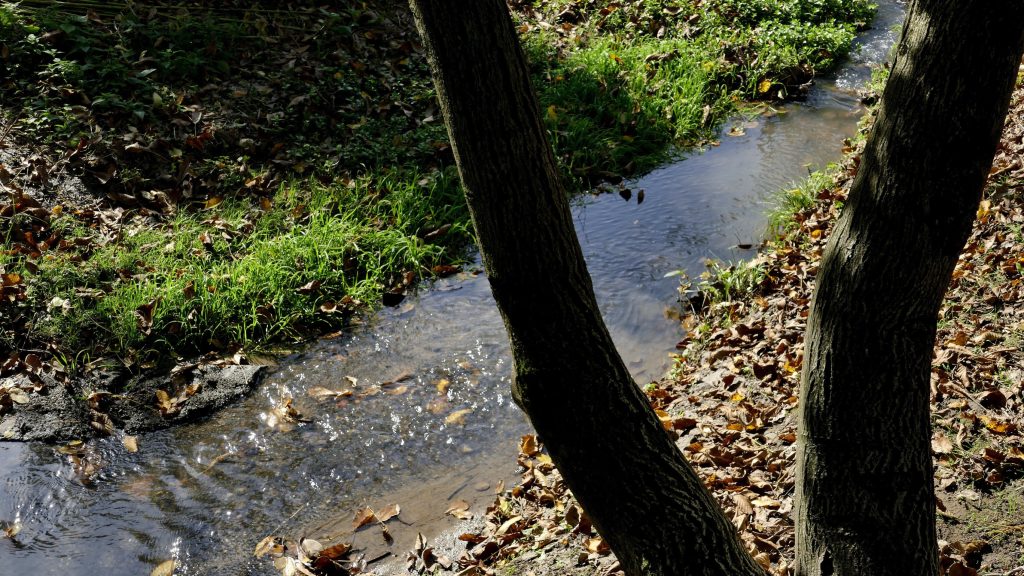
[445,408,473,426]
[300,538,323,558]
[352,506,377,530]
[2,520,21,539]
[435,378,450,395]
[516,434,540,457]
[122,435,139,453]
[431,264,460,277]
[446,500,472,520]
[307,387,353,399]
[150,559,175,576]
[377,503,401,523]
[317,541,352,560]
[253,535,283,557]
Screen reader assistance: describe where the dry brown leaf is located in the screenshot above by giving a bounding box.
[253,535,282,557]
[446,500,472,520]
[519,434,539,457]
[352,507,377,530]
[307,386,353,399]
[585,537,610,555]
[932,432,954,454]
[377,503,401,523]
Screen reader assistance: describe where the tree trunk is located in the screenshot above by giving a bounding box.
[408,1,765,575]
[796,3,1024,575]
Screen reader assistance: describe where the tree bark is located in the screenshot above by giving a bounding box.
[796,3,1024,575]
[408,1,765,575]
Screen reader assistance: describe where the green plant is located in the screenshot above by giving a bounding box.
[698,259,768,304]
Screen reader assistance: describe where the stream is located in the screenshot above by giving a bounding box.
[0,4,904,574]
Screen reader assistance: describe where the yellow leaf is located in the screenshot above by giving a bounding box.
[445,408,473,426]
[546,105,558,121]
[519,434,540,457]
[758,79,772,93]
[151,559,175,576]
[435,378,450,395]
[654,409,672,430]
[982,416,1015,435]
[123,435,139,453]
[977,199,992,218]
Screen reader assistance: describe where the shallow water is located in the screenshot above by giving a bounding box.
[0,5,904,574]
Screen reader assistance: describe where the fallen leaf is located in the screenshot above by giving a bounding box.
[2,520,21,539]
[446,500,472,520]
[519,434,540,457]
[308,387,353,399]
[123,435,139,453]
[296,280,321,295]
[377,503,401,523]
[254,535,283,557]
[445,408,473,426]
[151,559,175,576]
[585,537,610,555]
[932,432,954,454]
[352,507,377,530]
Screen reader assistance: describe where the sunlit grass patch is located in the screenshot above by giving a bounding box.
[13,169,469,368]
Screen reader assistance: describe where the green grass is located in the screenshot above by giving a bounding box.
[697,259,769,305]
[13,170,469,368]
[0,0,878,371]
[519,0,876,180]
[767,167,839,232]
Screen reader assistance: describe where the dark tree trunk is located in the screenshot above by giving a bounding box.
[796,3,1024,575]
[408,1,764,575]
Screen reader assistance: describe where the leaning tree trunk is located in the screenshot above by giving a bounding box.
[408,1,765,575]
[796,3,1024,575]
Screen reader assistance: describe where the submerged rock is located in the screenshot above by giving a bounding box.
[0,364,265,442]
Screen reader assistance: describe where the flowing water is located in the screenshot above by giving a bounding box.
[0,4,904,574]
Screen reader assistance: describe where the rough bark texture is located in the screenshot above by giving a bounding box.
[796,3,1024,576]
[408,1,765,575]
